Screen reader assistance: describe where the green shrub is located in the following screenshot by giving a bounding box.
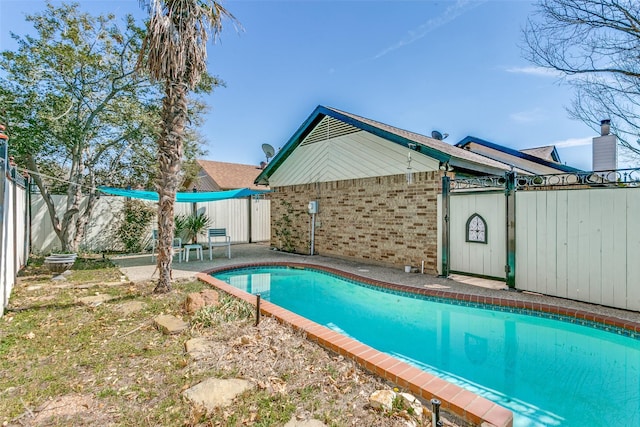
[116,199,155,253]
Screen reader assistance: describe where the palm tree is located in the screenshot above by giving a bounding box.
[137,0,236,293]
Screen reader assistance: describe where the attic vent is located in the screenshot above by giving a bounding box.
[301,116,359,146]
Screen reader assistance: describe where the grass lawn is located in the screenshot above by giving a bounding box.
[0,256,440,426]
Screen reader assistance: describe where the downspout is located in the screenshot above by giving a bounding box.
[310,212,315,256]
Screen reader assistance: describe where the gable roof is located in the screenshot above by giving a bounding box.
[255,106,517,186]
[520,145,561,163]
[196,160,266,191]
[455,136,582,174]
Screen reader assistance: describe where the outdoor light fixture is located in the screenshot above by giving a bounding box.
[406,151,413,184]
[439,161,453,176]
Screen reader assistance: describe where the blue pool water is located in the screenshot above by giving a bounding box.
[213,266,640,427]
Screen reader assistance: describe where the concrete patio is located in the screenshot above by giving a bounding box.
[111,242,640,325]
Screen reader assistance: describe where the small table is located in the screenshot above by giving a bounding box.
[183,244,203,262]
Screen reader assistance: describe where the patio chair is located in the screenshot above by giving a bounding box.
[208,228,231,260]
[172,237,183,263]
[151,229,158,261]
[151,231,183,263]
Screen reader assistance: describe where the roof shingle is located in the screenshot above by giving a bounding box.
[196,160,267,191]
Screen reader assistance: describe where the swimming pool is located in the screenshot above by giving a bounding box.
[211,265,640,427]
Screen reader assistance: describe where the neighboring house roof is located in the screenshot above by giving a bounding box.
[255,106,520,186]
[195,160,266,191]
[520,145,560,163]
[455,136,582,175]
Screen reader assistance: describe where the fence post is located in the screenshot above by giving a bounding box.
[12,161,17,279]
[24,175,31,264]
[441,173,451,278]
[505,171,516,289]
[0,126,8,314]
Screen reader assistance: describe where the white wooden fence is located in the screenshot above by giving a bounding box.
[1,166,29,317]
[31,195,271,254]
[515,188,640,311]
[446,178,640,312]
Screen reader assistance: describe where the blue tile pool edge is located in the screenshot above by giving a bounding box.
[203,262,640,340]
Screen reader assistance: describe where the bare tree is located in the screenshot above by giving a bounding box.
[523,0,640,161]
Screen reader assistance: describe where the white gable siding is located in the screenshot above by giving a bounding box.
[269,130,440,186]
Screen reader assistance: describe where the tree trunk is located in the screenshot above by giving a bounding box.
[155,81,187,293]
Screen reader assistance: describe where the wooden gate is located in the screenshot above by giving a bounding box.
[449,190,506,280]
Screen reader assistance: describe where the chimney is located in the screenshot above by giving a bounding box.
[592,119,617,171]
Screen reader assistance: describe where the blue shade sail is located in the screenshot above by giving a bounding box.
[97,186,269,203]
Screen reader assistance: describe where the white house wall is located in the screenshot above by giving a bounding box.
[269,130,440,186]
[515,188,640,311]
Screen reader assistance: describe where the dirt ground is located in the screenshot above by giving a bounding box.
[1,259,460,427]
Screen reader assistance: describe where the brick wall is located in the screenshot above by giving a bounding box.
[270,171,442,273]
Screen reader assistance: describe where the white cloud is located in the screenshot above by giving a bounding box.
[509,108,546,123]
[505,66,563,78]
[552,137,592,148]
[373,0,486,60]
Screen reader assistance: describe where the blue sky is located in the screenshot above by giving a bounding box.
[1,0,611,170]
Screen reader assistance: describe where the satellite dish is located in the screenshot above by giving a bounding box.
[431,130,449,141]
[262,143,275,162]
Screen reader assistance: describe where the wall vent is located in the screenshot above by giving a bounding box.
[301,116,359,146]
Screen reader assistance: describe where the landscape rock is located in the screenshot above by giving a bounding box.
[399,392,426,420]
[154,314,188,334]
[184,289,219,314]
[200,289,219,306]
[369,389,396,411]
[117,301,146,315]
[184,337,213,360]
[77,294,114,306]
[182,378,254,412]
[184,293,205,314]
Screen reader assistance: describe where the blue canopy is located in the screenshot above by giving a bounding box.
[98,186,269,202]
